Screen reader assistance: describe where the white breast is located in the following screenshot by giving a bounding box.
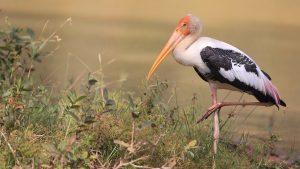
[172,37,213,74]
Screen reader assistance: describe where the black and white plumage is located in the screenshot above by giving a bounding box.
[170,34,286,108]
[147,14,286,155]
[194,40,286,107]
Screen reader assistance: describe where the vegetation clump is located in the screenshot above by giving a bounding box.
[0,21,298,169]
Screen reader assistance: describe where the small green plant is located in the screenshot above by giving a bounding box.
[0,18,61,132]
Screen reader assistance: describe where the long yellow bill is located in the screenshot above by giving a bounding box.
[147,30,184,81]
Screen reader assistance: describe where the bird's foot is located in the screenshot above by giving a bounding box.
[197,102,222,123]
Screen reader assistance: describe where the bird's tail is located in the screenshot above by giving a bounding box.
[263,77,286,107]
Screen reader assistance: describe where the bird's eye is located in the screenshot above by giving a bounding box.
[182,23,187,27]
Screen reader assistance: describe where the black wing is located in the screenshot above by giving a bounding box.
[199,46,278,104]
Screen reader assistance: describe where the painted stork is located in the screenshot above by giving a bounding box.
[146,14,286,155]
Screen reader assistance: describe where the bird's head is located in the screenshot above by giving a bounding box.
[147,14,202,80]
[176,14,202,36]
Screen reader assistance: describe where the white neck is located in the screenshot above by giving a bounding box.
[177,31,201,51]
[173,31,201,66]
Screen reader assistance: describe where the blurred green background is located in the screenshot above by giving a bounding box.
[1,0,299,154]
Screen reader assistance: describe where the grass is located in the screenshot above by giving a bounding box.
[0,19,298,169]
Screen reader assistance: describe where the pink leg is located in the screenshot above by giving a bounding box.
[213,109,220,155]
[210,86,217,105]
[197,101,272,123]
[197,85,272,158]
[208,85,220,155]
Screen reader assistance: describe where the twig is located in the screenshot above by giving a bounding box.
[44,45,60,58]
[64,117,72,139]
[42,65,63,84]
[64,53,70,85]
[66,71,86,91]
[31,158,34,169]
[241,106,257,124]
[41,18,72,47]
[74,54,93,72]
[183,109,191,136]
[94,150,105,167]
[220,93,244,130]
[131,121,135,148]
[103,145,118,167]
[113,156,151,169]
[0,129,21,167]
[154,134,163,146]
[38,20,49,39]
[221,91,232,101]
